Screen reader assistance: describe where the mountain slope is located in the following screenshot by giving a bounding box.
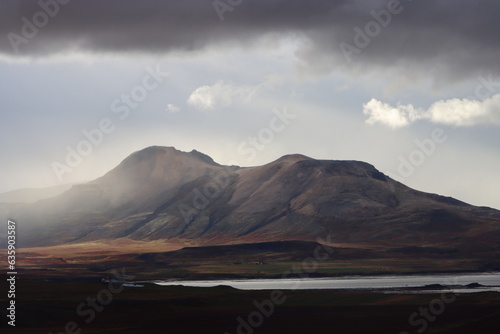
[2,146,500,255]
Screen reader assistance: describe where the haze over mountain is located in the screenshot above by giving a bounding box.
[0,184,74,204]
[2,146,500,263]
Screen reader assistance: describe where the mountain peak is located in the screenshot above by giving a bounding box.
[122,146,219,167]
[276,153,313,163]
[127,145,177,161]
[94,146,221,187]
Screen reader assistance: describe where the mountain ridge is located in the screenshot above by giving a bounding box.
[1,146,499,260]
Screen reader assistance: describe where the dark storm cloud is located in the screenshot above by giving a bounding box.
[1,0,499,80]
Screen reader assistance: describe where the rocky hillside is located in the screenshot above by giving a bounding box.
[2,146,500,254]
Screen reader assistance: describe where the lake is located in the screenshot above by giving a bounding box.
[154,273,500,293]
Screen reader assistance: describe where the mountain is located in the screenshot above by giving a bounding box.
[2,146,500,260]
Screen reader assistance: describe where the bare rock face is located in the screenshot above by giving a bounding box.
[2,146,500,256]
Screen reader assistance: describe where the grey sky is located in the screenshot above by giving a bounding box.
[1,0,499,209]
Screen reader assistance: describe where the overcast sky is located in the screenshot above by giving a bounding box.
[1,0,499,209]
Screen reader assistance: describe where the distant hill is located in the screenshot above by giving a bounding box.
[0,184,74,203]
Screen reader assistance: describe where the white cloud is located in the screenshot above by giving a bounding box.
[186,75,284,111]
[427,97,499,126]
[187,80,262,110]
[363,98,423,129]
[166,104,180,113]
[363,94,500,128]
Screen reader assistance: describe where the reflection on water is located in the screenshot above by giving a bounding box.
[154,273,500,293]
[393,287,500,294]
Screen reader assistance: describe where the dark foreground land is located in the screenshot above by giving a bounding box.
[1,278,499,334]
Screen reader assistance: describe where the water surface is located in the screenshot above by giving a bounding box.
[155,273,500,293]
